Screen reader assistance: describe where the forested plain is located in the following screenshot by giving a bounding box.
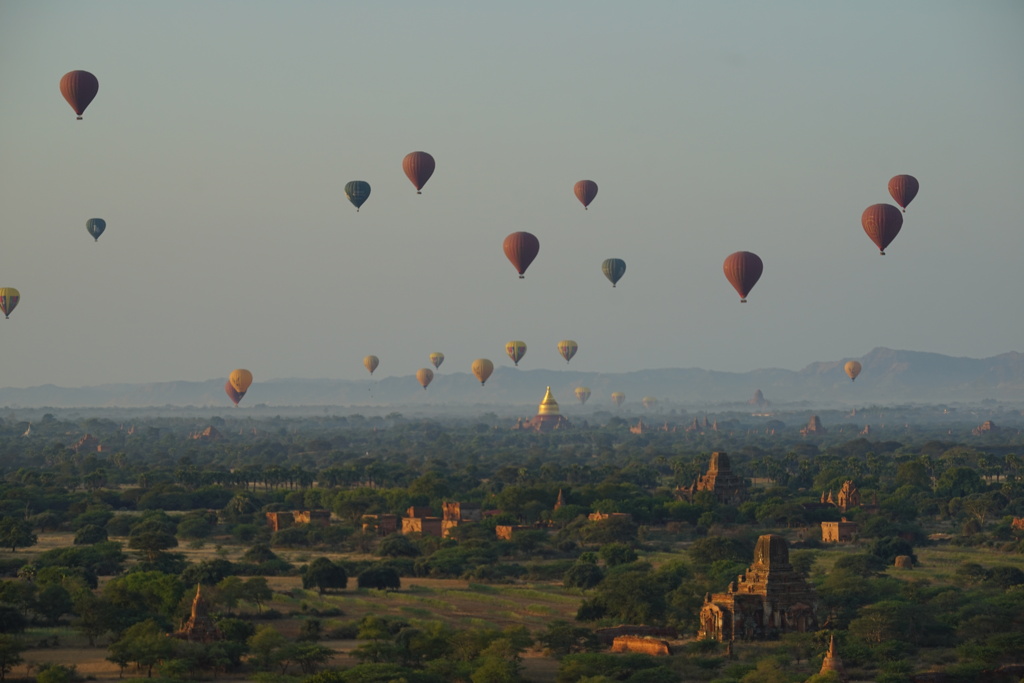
[0,404,1022,683]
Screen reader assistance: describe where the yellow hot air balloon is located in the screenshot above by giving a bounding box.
[505,341,527,366]
[416,368,434,389]
[364,355,379,375]
[642,396,657,409]
[557,340,578,363]
[430,352,445,369]
[575,387,591,405]
[611,392,625,407]
[228,369,253,394]
[844,360,862,382]
[471,358,494,386]
[0,287,21,319]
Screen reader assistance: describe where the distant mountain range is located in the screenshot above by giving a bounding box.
[1,348,1021,410]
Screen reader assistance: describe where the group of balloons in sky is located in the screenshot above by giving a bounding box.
[41,69,909,403]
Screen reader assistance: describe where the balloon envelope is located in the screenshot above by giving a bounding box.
[888,175,919,211]
[416,368,434,389]
[429,352,445,369]
[364,355,379,375]
[60,70,99,119]
[225,381,245,405]
[557,340,578,363]
[0,287,20,319]
[503,232,540,278]
[345,181,371,211]
[642,397,657,409]
[574,180,598,209]
[602,258,626,287]
[722,251,763,302]
[228,369,253,394]
[845,360,862,382]
[611,392,625,407]
[575,387,591,405]
[471,358,494,385]
[861,204,903,255]
[86,218,106,242]
[505,341,527,366]
[403,152,435,193]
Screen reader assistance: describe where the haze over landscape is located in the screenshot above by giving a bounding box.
[1,3,1022,403]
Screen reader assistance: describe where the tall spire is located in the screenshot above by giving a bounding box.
[538,386,560,415]
[819,634,847,680]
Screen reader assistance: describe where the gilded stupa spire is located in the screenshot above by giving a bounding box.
[538,386,560,415]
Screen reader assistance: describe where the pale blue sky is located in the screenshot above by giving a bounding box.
[1,1,1022,389]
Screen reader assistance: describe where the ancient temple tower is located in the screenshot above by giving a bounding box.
[694,452,748,506]
[511,387,572,432]
[817,635,848,681]
[171,585,223,643]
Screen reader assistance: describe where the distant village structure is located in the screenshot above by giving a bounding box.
[403,501,482,538]
[698,535,818,641]
[512,387,572,432]
[265,510,330,532]
[821,518,858,543]
[678,452,748,506]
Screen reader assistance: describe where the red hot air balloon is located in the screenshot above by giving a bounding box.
[503,231,540,279]
[225,380,245,405]
[861,204,903,255]
[722,251,763,303]
[888,175,919,212]
[403,151,435,194]
[60,71,99,120]
[574,180,598,209]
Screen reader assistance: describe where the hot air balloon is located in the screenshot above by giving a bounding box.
[364,355,379,375]
[228,369,253,395]
[861,204,903,255]
[403,151,435,194]
[844,361,862,382]
[416,368,434,389]
[723,251,763,303]
[575,387,591,405]
[60,70,99,120]
[602,258,626,287]
[86,218,106,242]
[574,180,598,209]
[471,358,494,386]
[642,397,657,409]
[0,288,20,319]
[611,392,625,407]
[888,175,919,212]
[345,181,371,211]
[506,341,527,366]
[429,352,445,369]
[503,232,540,279]
[225,381,244,405]
[557,340,578,364]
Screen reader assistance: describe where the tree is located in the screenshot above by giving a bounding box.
[240,577,273,613]
[0,518,36,552]
[128,529,178,561]
[303,557,348,595]
[563,563,604,590]
[0,635,26,682]
[358,566,401,591]
[537,620,600,657]
[74,524,108,545]
[106,619,176,678]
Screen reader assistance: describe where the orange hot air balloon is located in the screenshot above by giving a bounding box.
[228,369,253,395]
[416,368,434,389]
[611,392,625,407]
[429,352,444,369]
[364,355,379,375]
[503,231,540,278]
[505,341,527,366]
[888,175,919,212]
[225,381,245,405]
[844,361,862,382]
[0,287,20,319]
[403,151,435,194]
[557,340,578,363]
[575,387,591,405]
[574,180,598,209]
[723,251,763,302]
[60,70,99,119]
[471,358,494,385]
[861,204,903,255]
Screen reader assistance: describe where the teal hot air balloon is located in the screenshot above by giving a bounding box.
[344,181,371,211]
[602,258,626,287]
[86,218,106,242]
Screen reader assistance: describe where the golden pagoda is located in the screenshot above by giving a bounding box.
[512,386,572,432]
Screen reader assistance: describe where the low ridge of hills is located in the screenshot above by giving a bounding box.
[1,348,1021,410]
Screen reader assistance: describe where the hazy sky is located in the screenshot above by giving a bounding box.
[1,1,1022,389]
